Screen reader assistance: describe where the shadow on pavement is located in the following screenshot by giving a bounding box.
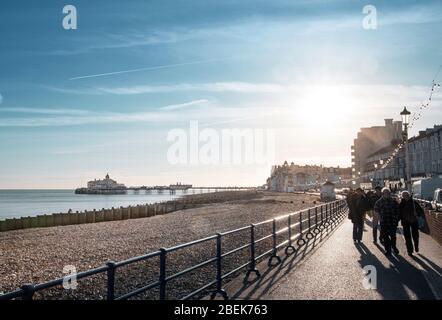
[227,216,346,300]
[355,232,435,300]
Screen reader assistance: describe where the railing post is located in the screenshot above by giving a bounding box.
[324,203,331,226]
[159,248,167,300]
[297,211,306,246]
[210,234,228,299]
[306,208,313,239]
[268,219,282,266]
[319,205,325,230]
[332,202,337,221]
[285,214,296,255]
[20,284,35,300]
[245,224,260,281]
[106,261,117,300]
[313,206,320,234]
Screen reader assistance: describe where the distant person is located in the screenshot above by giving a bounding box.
[374,188,400,256]
[349,188,368,243]
[399,191,424,256]
[369,186,383,244]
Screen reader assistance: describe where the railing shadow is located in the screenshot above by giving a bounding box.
[226,214,346,300]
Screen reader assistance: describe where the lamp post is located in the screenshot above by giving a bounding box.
[400,107,411,192]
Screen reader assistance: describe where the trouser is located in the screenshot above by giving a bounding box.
[402,221,419,253]
[353,220,364,241]
[372,212,383,243]
[380,225,397,254]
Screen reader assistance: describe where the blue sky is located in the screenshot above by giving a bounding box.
[0,0,441,188]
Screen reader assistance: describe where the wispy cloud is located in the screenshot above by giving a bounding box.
[0,100,210,127]
[160,99,209,111]
[0,107,93,115]
[95,82,290,95]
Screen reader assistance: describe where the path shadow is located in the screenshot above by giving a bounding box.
[355,242,435,300]
[227,215,346,299]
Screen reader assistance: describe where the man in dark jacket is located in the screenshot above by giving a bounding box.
[374,188,400,256]
[369,186,383,244]
[350,188,369,243]
[399,191,424,256]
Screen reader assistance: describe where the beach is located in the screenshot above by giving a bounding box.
[0,191,320,299]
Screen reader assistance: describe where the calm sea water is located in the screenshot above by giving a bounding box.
[0,189,212,219]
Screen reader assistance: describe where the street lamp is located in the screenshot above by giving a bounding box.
[400,107,411,191]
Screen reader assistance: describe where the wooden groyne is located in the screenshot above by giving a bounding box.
[0,191,260,232]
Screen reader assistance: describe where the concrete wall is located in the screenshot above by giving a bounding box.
[0,191,259,232]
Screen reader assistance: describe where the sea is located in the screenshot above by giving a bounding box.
[0,189,213,219]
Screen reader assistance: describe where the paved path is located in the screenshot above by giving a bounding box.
[222,216,442,300]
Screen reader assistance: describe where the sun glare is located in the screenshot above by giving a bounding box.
[294,86,354,130]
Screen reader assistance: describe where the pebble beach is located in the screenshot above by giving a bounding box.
[0,191,320,299]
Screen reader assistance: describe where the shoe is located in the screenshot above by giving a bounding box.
[415,247,419,253]
[393,248,400,255]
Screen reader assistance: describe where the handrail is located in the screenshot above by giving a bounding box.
[0,199,347,300]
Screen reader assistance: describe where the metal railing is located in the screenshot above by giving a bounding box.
[0,199,347,300]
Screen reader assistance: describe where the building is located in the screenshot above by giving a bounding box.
[87,173,126,190]
[361,124,442,188]
[351,119,403,186]
[75,174,127,194]
[267,161,351,192]
[409,125,442,177]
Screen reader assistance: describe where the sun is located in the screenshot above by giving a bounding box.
[294,85,354,130]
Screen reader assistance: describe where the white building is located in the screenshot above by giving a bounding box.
[87,174,126,190]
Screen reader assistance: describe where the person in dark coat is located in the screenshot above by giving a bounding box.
[399,191,424,256]
[350,188,369,243]
[369,186,383,244]
[374,188,400,256]
[346,189,357,221]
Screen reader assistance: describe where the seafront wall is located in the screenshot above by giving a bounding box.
[0,191,260,232]
[424,208,442,246]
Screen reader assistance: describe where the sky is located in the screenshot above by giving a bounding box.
[0,0,441,188]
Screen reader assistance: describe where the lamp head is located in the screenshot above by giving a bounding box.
[400,107,411,125]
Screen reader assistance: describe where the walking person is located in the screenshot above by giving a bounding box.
[350,188,368,243]
[374,188,400,256]
[399,191,424,256]
[369,186,383,244]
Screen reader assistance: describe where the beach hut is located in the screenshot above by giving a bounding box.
[320,181,336,201]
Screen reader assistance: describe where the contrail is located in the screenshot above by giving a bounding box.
[69,58,229,80]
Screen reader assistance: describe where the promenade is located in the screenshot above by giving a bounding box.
[221,217,442,300]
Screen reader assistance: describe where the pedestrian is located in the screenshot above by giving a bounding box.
[399,190,424,256]
[374,188,400,256]
[346,189,357,221]
[369,186,383,244]
[350,188,368,243]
